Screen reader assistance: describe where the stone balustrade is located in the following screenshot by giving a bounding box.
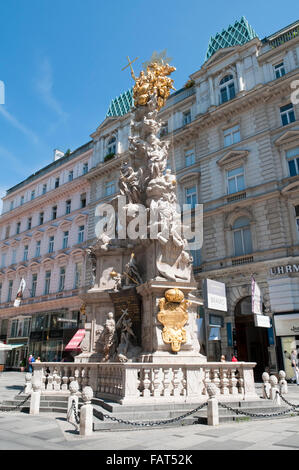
[32,361,258,404]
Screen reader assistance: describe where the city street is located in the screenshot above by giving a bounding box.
[0,371,299,451]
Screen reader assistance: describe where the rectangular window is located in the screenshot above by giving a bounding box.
[185,149,195,167]
[48,236,54,254]
[52,206,57,220]
[1,253,6,268]
[55,177,60,188]
[280,103,295,126]
[287,147,299,177]
[31,190,35,200]
[62,231,69,249]
[39,212,44,225]
[0,283,2,303]
[5,226,10,239]
[10,201,14,211]
[44,271,51,295]
[185,186,197,209]
[105,181,115,197]
[68,170,73,182]
[16,222,21,235]
[83,163,88,175]
[8,280,13,302]
[10,319,18,337]
[42,184,47,195]
[274,62,286,79]
[78,225,85,244]
[74,262,82,289]
[227,167,245,194]
[80,193,87,208]
[35,240,41,258]
[160,122,168,137]
[183,110,191,126]
[66,200,71,215]
[20,195,24,206]
[23,318,30,337]
[23,245,29,261]
[233,228,252,256]
[32,274,37,297]
[223,125,240,147]
[27,217,32,230]
[11,249,17,265]
[59,267,66,292]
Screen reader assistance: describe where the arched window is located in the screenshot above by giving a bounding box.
[107,136,116,155]
[232,216,252,256]
[219,74,236,104]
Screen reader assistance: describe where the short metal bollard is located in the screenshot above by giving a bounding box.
[67,381,79,426]
[30,377,41,415]
[207,383,219,426]
[80,386,94,437]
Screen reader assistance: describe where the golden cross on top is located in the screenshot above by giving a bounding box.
[121,56,139,76]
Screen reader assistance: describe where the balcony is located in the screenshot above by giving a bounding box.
[231,255,254,266]
[268,23,299,49]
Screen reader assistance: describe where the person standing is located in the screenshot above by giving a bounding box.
[291,349,299,385]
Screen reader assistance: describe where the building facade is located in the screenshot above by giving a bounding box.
[85,18,299,378]
[0,143,92,367]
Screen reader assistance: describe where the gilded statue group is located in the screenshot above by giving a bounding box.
[131,62,176,110]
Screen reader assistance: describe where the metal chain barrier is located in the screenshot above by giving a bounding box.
[98,401,209,428]
[68,399,80,425]
[0,388,31,413]
[218,391,299,419]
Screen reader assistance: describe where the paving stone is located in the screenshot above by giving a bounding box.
[273,435,299,449]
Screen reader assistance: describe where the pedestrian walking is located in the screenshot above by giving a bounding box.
[291,349,299,385]
[231,355,238,362]
[28,354,35,373]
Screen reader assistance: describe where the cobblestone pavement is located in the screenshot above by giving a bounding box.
[1,371,299,451]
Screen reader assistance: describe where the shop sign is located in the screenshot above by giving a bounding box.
[254,314,271,328]
[270,264,299,275]
[273,313,299,336]
[204,279,227,312]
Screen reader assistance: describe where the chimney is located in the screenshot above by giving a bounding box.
[53,149,65,161]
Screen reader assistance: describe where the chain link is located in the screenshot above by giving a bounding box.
[276,391,299,410]
[68,399,80,425]
[0,389,31,413]
[99,401,209,428]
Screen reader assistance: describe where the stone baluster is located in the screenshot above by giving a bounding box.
[220,368,229,395]
[105,367,111,394]
[229,368,238,395]
[41,374,46,391]
[142,368,151,398]
[181,368,187,397]
[172,368,180,397]
[74,368,81,389]
[153,367,161,397]
[237,370,244,395]
[47,373,54,391]
[54,374,61,391]
[203,367,211,395]
[62,376,69,392]
[211,367,220,394]
[163,368,171,398]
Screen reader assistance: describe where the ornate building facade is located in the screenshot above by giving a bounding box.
[86,18,299,377]
[0,143,92,366]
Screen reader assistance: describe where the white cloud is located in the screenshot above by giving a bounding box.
[34,57,69,133]
[0,106,40,145]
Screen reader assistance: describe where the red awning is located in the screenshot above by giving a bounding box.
[65,329,85,351]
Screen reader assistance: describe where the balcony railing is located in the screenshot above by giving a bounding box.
[269,24,299,49]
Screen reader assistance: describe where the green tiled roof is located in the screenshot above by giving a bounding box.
[205,16,258,61]
[106,88,134,117]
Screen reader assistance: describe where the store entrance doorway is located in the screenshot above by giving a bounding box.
[234,296,269,380]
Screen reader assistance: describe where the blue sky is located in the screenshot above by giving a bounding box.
[0,0,298,203]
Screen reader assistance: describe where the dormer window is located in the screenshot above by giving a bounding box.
[219,75,236,104]
[274,62,285,79]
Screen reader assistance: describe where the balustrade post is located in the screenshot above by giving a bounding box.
[121,367,140,404]
[24,373,32,394]
[67,380,79,426]
[207,383,219,426]
[80,387,94,437]
[153,367,161,397]
[163,368,171,398]
[30,377,41,415]
[142,368,151,398]
[172,368,180,397]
